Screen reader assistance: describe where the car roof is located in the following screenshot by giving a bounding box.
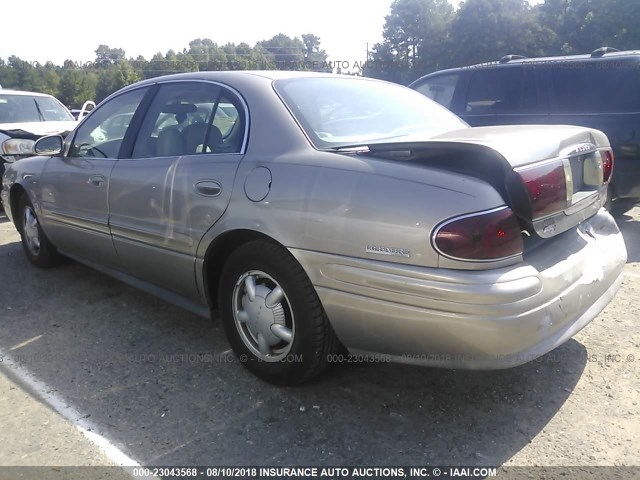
[0,88,54,97]
[411,49,640,84]
[485,49,640,67]
[129,70,379,89]
[105,70,389,105]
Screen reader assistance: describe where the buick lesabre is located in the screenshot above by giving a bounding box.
[1,72,627,384]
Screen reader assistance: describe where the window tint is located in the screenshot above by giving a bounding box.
[551,61,640,113]
[520,68,539,112]
[69,88,147,159]
[465,68,525,115]
[132,82,245,158]
[414,73,459,109]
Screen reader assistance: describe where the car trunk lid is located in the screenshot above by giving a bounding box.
[332,125,613,240]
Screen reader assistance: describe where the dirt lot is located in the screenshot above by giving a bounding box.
[0,205,638,468]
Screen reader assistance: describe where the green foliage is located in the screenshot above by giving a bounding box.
[257,33,330,70]
[366,0,454,83]
[447,0,556,67]
[1,2,637,104]
[95,62,142,103]
[540,0,640,53]
[58,69,98,107]
[95,45,126,66]
[366,0,639,84]
[0,33,329,107]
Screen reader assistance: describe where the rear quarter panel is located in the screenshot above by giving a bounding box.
[196,149,510,269]
[194,73,515,271]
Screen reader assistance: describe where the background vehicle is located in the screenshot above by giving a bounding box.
[0,89,77,178]
[1,72,627,385]
[410,48,640,213]
[70,100,96,120]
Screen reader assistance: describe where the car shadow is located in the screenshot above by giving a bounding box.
[0,243,587,468]
[616,211,640,263]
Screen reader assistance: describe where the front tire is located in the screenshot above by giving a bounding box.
[18,195,62,268]
[218,239,339,385]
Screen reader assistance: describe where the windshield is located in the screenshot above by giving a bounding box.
[274,77,467,148]
[0,94,74,124]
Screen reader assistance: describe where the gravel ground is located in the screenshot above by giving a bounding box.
[0,205,638,469]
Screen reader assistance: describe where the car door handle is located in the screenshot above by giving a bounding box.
[195,180,222,197]
[88,175,106,187]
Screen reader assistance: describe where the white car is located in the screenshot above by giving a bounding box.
[0,89,78,175]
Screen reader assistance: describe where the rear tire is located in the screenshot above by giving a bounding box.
[218,239,340,385]
[17,195,62,268]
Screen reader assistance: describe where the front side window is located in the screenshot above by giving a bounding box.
[132,82,245,158]
[0,94,74,123]
[274,77,467,149]
[69,88,147,159]
[414,73,460,110]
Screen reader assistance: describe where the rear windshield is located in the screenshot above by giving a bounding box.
[274,77,467,148]
[0,94,74,123]
[551,60,640,113]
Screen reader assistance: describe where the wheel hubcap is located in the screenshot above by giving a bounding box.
[232,271,295,362]
[23,206,41,256]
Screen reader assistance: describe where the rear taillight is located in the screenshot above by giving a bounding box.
[517,161,568,219]
[433,207,523,261]
[601,149,614,183]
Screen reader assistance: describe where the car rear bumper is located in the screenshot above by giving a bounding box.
[291,208,627,369]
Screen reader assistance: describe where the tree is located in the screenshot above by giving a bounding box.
[258,34,306,70]
[95,45,126,66]
[58,69,98,107]
[301,34,330,70]
[447,0,556,67]
[366,0,454,83]
[364,43,405,82]
[0,56,22,88]
[40,65,61,96]
[538,0,640,54]
[95,61,142,102]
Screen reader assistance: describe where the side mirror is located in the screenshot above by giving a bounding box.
[34,135,64,156]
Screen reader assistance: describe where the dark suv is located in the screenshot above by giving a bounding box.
[409,48,640,212]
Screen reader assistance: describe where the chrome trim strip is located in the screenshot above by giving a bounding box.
[109,224,194,248]
[45,210,110,235]
[562,158,574,205]
[561,142,598,158]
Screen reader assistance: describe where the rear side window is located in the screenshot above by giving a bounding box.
[465,68,528,115]
[551,61,640,113]
[132,82,246,158]
[414,73,459,110]
[274,77,467,148]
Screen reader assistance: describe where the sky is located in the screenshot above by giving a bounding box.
[1,0,397,67]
